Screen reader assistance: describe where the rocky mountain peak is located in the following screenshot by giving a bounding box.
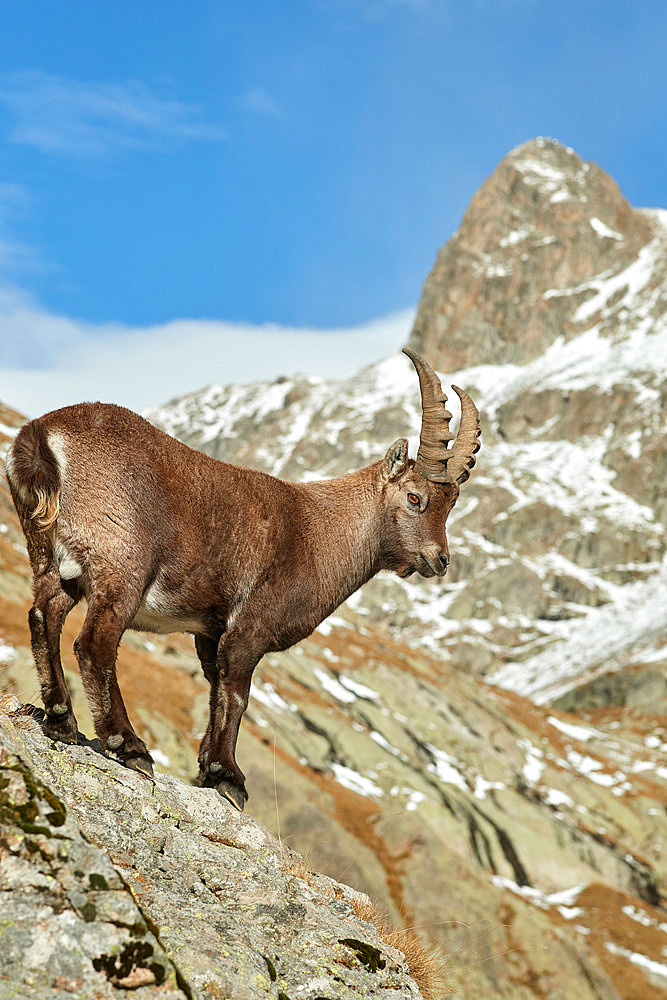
[408,137,655,369]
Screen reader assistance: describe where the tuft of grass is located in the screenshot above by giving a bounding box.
[279,850,337,896]
[350,899,449,1000]
[1,696,44,730]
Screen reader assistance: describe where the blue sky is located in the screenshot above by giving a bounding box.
[1,0,666,415]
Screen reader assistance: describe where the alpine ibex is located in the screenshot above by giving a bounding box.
[6,349,480,810]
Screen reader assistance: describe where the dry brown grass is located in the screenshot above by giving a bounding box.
[350,899,449,1000]
[279,850,448,997]
[278,850,338,897]
[280,852,312,881]
[0,695,43,730]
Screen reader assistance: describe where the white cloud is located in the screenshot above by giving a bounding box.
[0,72,225,157]
[237,87,281,117]
[0,284,413,417]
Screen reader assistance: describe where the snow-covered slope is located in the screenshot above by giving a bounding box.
[147,141,667,710]
[147,252,667,709]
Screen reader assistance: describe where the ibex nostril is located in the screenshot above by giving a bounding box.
[439,555,449,572]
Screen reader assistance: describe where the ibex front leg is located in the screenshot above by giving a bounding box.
[194,632,222,780]
[200,631,258,812]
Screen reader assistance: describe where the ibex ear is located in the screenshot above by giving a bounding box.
[381,438,409,481]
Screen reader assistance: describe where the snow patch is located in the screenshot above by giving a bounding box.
[589,217,623,240]
[604,943,667,982]
[473,775,505,800]
[544,788,574,808]
[519,739,545,785]
[313,667,356,704]
[330,763,383,799]
[491,560,667,703]
[491,876,585,913]
[547,717,604,742]
[425,743,468,792]
[251,682,291,713]
[338,675,378,700]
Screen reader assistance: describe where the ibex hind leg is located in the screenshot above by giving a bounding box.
[74,589,154,778]
[29,567,79,743]
[14,493,79,741]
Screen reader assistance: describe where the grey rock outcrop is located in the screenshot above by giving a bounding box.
[0,698,423,1000]
[409,137,655,369]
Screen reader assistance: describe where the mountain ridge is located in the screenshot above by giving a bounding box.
[2,138,666,999]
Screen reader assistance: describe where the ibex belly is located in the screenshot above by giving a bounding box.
[52,533,205,635]
[130,579,205,635]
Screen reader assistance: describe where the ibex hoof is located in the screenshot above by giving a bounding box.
[215,778,248,812]
[44,727,78,745]
[42,712,78,744]
[124,755,154,780]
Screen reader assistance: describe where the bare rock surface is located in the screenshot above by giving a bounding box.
[409,137,654,369]
[0,700,422,1000]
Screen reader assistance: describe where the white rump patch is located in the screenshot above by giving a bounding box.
[47,431,68,479]
[54,537,83,580]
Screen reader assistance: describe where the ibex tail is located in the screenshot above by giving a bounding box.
[5,420,62,532]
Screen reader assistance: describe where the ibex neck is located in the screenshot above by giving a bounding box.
[299,463,385,608]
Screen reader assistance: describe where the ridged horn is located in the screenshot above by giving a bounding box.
[402,347,481,485]
[447,385,482,484]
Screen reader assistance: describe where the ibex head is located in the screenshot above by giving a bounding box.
[379,348,481,579]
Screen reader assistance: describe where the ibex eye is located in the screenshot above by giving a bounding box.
[407,493,420,506]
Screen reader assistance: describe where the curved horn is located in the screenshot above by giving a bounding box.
[447,385,482,484]
[402,347,454,482]
[402,348,481,485]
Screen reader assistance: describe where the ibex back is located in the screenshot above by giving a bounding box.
[5,350,480,811]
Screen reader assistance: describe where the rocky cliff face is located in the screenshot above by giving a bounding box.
[409,138,656,369]
[2,139,667,1000]
[0,697,425,1000]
